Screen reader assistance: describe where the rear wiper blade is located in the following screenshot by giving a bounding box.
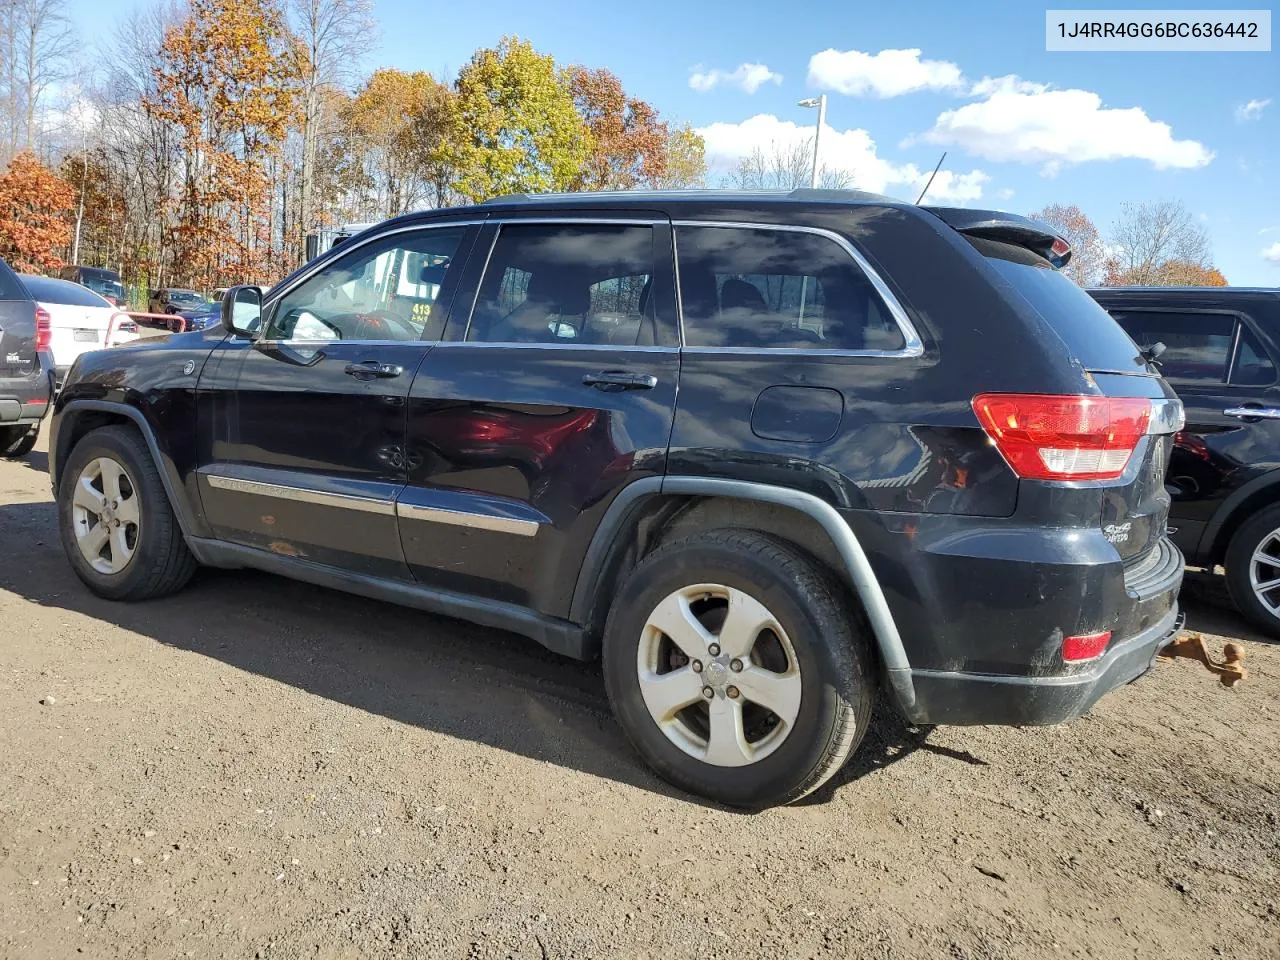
[1137,341,1166,368]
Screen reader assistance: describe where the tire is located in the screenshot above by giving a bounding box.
[58,425,197,601]
[1,423,38,458]
[602,529,875,808]
[1224,503,1280,637]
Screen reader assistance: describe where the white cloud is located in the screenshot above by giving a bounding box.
[807,48,965,98]
[695,113,989,203]
[1236,98,1271,122]
[1263,242,1280,265]
[689,63,782,94]
[996,187,1015,200]
[913,75,1213,173]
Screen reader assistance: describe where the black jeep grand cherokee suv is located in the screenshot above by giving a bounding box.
[50,190,1184,807]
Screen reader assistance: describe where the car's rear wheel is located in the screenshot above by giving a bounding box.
[58,425,197,601]
[1,423,38,458]
[602,529,874,808]
[1224,503,1280,637]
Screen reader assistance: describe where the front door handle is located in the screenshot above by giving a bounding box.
[1224,406,1280,421]
[582,370,658,391]
[345,360,404,380]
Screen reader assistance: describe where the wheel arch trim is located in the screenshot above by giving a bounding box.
[1200,467,1280,563]
[54,399,201,542]
[572,475,917,714]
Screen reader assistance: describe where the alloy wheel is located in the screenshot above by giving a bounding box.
[71,456,141,575]
[636,583,802,767]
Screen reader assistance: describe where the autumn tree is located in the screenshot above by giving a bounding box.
[0,149,72,270]
[447,36,591,202]
[655,123,707,188]
[59,147,127,270]
[567,66,667,190]
[339,68,449,218]
[1102,199,1216,286]
[1029,204,1105,286]
[289,0,374,243]
[148,0,300,288]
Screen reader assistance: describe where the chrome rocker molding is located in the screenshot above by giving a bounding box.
[395,501,539,537]
[204,473,396,516]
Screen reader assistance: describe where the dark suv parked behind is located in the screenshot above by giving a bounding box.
[50,190,1184,807]
[0,257,54,457]
[1090,286,1280,635]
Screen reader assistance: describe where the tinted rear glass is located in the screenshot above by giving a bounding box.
[0,259,27,300]
[22,275,111,308]
[972,237,1147,373]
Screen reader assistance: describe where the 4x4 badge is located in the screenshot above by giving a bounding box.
[182,360,195,376]
[1104,522,1132,544]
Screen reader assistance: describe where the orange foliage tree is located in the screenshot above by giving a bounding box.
[0,150,74,272]
[147,0,299,289]
[567,66,668,190]
[1028,204,1106,286]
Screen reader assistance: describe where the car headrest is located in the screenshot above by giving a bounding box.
[527,270,589,315]
[720,278,767,312]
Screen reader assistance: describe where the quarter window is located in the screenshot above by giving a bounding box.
[467,224,657,346]
[675,225,906,351]
[267,227,465,342]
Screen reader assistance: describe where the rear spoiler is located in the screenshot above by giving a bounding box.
[923,207,1072,269]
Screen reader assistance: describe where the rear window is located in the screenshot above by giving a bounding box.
[22,275,111,308]
[0,259,27,300]
[972,237,1147,373]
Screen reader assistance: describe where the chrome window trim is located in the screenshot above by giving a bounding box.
[203,473,396,516]
[395,501,540,537]
[248,339,434,348]
[461,218,664,345]
[670,219,925,359]
[432,341,676,353]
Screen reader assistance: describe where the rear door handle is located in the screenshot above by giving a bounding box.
[345,360,404,380]
[582,370,658,391]
[1224,406,1280,421]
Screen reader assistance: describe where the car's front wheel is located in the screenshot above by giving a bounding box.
[602,529,874,808]
[0,423,38,458]
[58,425,197,601]
[1224,503,1280,637]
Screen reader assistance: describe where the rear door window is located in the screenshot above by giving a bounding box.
[675,225,906,351]
[1111,310,1276,386]
[973,237,1147,373]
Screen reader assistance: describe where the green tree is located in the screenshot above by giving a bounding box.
[657,123,707,188]
[447,36,591,202]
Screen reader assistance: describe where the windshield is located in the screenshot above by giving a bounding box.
[21,275,112,308]
[82,275,125,299]
[170,289,205,304]
[973,237,1149,374]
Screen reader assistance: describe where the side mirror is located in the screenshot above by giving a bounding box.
[221,285,263,337]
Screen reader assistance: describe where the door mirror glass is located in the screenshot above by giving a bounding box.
[221,285,263,337]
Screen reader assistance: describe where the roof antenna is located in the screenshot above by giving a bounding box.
[915,152,947,205]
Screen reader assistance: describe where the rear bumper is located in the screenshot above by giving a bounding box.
[0,351,55,425]
[901,603,1183,725]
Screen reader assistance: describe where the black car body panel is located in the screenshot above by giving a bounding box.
[51,191,1185,727]
[1089,287,1280,567]
[0,260,54,426]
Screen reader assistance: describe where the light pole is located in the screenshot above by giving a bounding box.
[797,95,827,188]
[795,95,827,326]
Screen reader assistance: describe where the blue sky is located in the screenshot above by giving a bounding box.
[71,0,1278,282]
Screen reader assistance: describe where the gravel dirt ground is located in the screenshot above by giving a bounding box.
[1,432,1277,960]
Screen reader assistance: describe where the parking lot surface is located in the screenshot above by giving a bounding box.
[1,435,1277,959]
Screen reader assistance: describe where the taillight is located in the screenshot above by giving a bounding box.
[972,393,1152,482]
[1062,631,1111,662]
[34,306,51,352]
